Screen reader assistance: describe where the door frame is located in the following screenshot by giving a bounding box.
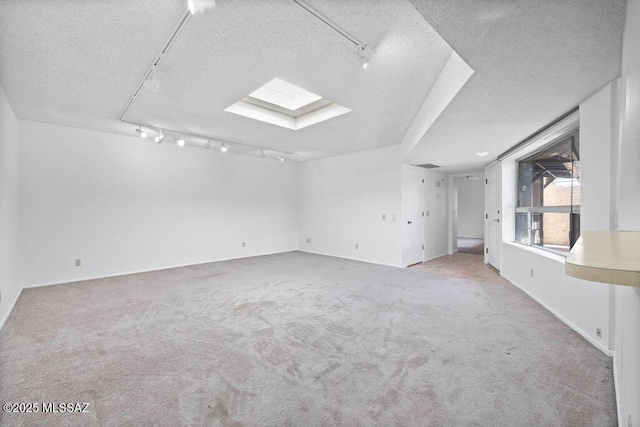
[484,161,502,270]
[402,164,425,267]
[447,171,486,256]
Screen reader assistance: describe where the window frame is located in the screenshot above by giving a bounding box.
[514,129,581,256]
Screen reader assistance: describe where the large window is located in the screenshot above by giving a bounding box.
[516,130,580,254]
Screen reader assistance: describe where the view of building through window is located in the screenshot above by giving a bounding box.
[515,131,580,254]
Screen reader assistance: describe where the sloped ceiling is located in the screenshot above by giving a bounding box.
[0,0,626,167]
[0,0,453,161]
[406,0,626,173]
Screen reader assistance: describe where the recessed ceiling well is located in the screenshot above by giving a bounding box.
[225,78,351,130]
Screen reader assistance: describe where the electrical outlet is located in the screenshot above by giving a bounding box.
[75,259,82,267]
[355,244,359,249]
[596,327,602,338]
[530,268,534,278]
[242,242,246,247]
[382,214,386,220]
[307,238,311,244]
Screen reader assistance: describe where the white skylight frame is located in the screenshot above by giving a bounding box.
[225,78,351,130]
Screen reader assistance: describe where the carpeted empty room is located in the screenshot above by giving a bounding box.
[1,0,639,426]
[0,253,617,425]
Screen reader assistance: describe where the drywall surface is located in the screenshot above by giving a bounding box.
[0,83,21,327]
[297,145,403,267]
[580,82,615,231]
[424,169,448,260]
[500,243,610,354]
[19,121,298,286]
[456,177,484,238]
[614,1,640,425]
[400,51,474,160]
[499,86,617,354]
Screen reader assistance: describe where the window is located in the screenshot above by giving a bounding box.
[516,130,580,254]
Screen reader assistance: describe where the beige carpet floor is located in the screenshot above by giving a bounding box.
[0,251,616,426]
[457,238,485,255]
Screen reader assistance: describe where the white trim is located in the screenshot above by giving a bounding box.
[503,241,566,264]
[22,249,297,289]
[613,351,622,427]
[298,249,403,268]
[501,271,613,357]
[424,253,449,262]
[0,288,23,332]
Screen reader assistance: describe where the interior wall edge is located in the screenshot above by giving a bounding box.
[0,288,22,332]
[500,271,613,357]
[21,249,300,290]
[298,250,404,269]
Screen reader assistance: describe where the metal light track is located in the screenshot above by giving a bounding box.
[118,6,299,159]
[291,0,363,48]
[118,10,191,121]
[120,120,298,156]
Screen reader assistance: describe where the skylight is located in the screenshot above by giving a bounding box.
[248,78,322,111]
[225,78,351,130]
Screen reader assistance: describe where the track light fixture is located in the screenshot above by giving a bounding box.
[291,0,376,71]
[135,126,147,138]
[220,142,228,152]
[357,45,375,71]
[278,156,286,163]
[154,130,165,143]
[204,140,211,149]
[188,0,216,15]
[143,75,161,93]
[177,135,185,147]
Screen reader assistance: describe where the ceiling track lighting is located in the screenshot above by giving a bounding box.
[126,122,295,161]
[357,44,375,71]
[154,129,165,143]
[135,126,147,138]
[278,156,286,163]
[188,0,216,15]
[143,73,161,93]
[291,0,375,70]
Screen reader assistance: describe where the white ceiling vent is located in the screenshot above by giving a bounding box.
[225,78,351,130]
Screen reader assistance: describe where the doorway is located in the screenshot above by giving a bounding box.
[455,174,485,255]
[403,165,425,266]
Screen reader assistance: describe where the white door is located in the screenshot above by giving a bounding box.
[485,162,501,270]
[404,165,424,266]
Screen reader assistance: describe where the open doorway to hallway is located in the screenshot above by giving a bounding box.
[455,174,485,255]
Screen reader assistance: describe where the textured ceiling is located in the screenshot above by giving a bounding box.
[406,0,626,173]
[0,0,453,161]
[0,0,626,167]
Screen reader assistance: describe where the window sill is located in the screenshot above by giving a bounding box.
[504,241,567,264]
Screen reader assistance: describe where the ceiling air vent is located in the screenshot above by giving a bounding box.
[417,163,440,169]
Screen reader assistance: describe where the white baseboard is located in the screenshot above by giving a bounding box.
[424,253,449,262]
[613,352,622,427]
[0,287,23,332]
[23,249,298,289]
[501,272,613,357]
[298,249,403,268]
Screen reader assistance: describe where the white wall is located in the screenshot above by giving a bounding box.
[614,1,640,424]
[500,92,616,356]
[0,84,21,327]
[456,177,484,238]
[297,145,403,267]
[19,121,298,286]
[424,169,448,260]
